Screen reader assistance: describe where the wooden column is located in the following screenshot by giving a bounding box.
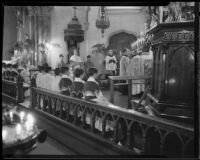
[110,79,114,103]
[16,76,24,103]
[128,79,132,109]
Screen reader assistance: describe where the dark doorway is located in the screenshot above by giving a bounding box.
[107,32,137,70]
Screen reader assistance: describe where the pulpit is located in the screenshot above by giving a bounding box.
[146,22,194,122]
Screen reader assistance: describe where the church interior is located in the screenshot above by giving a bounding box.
[2,2,199,158]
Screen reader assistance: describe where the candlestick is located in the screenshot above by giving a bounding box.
[16,123,22,137]
[2,129,7,141]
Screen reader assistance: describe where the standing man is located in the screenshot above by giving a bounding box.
[119,48,130,76]
[105,49,117,75]
[84,55,94,73]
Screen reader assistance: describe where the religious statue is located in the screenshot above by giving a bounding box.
[39,44,48,66]
[149,6,160,28]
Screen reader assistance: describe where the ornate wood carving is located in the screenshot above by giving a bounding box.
[30,86,194,157]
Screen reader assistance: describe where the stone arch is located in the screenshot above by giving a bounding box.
[105,29,138,47]
[163,132,184,157]
[130,121,145,152]
[185,139,194,157]
[115,117,128,145]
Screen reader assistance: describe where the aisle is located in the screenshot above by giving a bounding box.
[29,136,72,155]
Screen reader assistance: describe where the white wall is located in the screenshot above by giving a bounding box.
[86,7,146,56]
[49,6,147,68]
[49,6,86,69]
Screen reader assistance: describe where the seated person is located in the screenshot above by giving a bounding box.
[71,68,85,98]
[12,64,20,82]
[6,64,13,81]
[20,64,30,84]
[51,68,61,92]
[84,55,94,73]
[83,67,107,101]
[44,66,53,90]
[59,66,73,96]
[36,66,45,88]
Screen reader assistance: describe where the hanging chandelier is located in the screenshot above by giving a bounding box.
[96,6,110,38]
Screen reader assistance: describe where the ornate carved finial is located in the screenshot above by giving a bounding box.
[73,6,77,17]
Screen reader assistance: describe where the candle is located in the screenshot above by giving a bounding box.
[9,111,13,122]
[2,129,7,141]
[26,114,34,131]
[16,123,22,136]
[20,112,25,123]
[27,114,34,124]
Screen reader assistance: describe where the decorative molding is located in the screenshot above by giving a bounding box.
[163,31,194,41]
[27,6,53,16]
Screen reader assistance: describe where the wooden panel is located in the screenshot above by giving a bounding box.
[166,46,194,106]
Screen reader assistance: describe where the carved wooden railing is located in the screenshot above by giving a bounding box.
[30,86,194,157]
[2,77,24,103]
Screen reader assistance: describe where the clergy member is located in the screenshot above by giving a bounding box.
[105,49,117,75]
[119,48,130,76]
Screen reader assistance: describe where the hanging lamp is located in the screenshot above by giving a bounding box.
[95,6,110,38]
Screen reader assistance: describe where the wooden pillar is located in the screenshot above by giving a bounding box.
[110,79,114,103]
[128,79,132,109]
[30,75,36,109]
[16,76,24,103]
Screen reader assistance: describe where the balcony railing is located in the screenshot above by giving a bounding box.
[30,85,194,157]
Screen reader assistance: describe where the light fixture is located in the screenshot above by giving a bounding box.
[96,6,110,38]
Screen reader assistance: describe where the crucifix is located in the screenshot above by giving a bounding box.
[73,6,77,17]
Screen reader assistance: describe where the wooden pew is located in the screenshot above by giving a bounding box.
[108,75,151,109]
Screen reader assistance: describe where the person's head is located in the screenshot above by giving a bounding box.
[43,63,48,68]
[108,50,113,56]
[7,64,12,70]
[12,64,18,70]
[87,55,91,62]
[59,54,64,60]
[2,62,6,69]
[121,48,128,56]
[87,67,98,79]
[61,66,69,75]
[54,68,60,76]
[45,66,51,73]
[22,63,27,69]
[40,66,45,73]
[74,68,84,79]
